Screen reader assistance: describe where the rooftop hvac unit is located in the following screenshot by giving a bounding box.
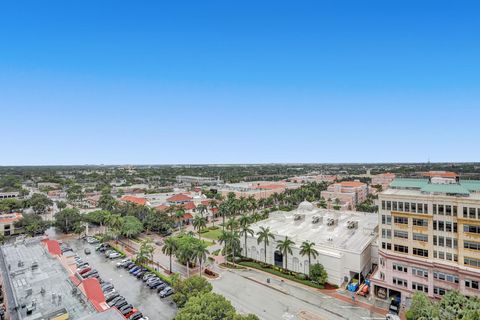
[326,218,337,226]
[294,214,304,221]
[312,216,322,224]
[31,261,38,269]
[347,221,359,229]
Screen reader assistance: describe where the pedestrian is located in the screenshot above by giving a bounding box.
[351,292,355,302]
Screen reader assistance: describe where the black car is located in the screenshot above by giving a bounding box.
[105,292,119,302]
[119,304,133,314]
[114,299,129,309]
[156,282,168,292]
[107,296,124,307]
[129,312,144,320]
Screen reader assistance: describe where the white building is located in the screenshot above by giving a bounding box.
[245,201,378,286]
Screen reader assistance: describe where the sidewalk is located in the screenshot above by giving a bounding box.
[236,264,390,318]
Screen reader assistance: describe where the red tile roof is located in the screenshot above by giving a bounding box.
[0,212,22,224]
[423,171,458,178]
[120,195,147,205]
[182,202,196,210]
[183,213,193,219]
[155,204,170,212]
[256,184,285,190]
[167,194,193,202]
[83,278,107,312]
[42,239,62,256]
[339,181,366,187]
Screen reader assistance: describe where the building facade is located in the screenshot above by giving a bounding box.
[371,173,396,190]
[0,212,23,236]
[370,174,480,305]
[245,201,378,286]
[321,180,368,210]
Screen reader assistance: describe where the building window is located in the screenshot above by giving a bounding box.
[464,207,468,218]
[412,282,428,293]
[382,201,386,210]
[393,263,408,273]
[433,204,437,214]
[394,216,408,225]
[412,267,428,278]
[465,279,479,290]
[405,202,410,212]
[393,277,408,288]
[424,204,429,214]
[438,205,444,215]
[446,238,452,248]
[464,240,480,251]
[464,257,480,268]
[445,205,452,216]
[433,272,459,284]
[453,206,457,216]
[464,224,480,234]
[394,230,408,239]
[394,244,409,254]
[399,202,404,211]
[382,242,392,250]
[382,229,392,239]
[413,218,428,227]
[393,201,398,211]
[433,286,447,296]
[446,222,452,232]
[411,203,417,212]
[380,272,385,280]
[413,248,428,257]
[417,203,423,213]
[470,208,477,219]
[413,233,428,242]
[387,201,392,210]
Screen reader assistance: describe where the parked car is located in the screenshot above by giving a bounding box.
[119,304,133,315]
[78,267,92,275]
[124,262,135,269]
[156,283,168,292]
[109,252,121,259]
[105,292,119,302]
[114,299,129,309]
[129,312,144,320]
[129,266,141,274]
[145,277,160,285]
[116,259,130,267]
[142,273,155,282]
[102,284,114,292]
[87,237,99,244]
[159,287,174,298]
[148,280,163,289]
[108,296,124,307]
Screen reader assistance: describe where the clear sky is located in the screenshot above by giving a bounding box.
[1,1,479,165]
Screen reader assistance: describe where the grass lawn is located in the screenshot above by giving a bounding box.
[200,228,222,241]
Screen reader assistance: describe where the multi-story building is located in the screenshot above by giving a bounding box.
[0,191,20,199]
[0,212,23,236]
[370,172,480,305]
[176,175,223,186]
[321,180,368,210]
[371,173,396,190]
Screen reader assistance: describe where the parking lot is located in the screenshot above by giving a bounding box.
[67,239,177,320]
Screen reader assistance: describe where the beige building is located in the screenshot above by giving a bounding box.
[0,212,23,236]
[371,173,396,190]
[321,180,368,210]
[371,173,480,304]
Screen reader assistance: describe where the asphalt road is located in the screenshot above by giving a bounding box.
[212,268,385,320]
[67,239,177,320]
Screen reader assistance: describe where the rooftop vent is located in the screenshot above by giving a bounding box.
[312,216,322,224]
[294,214,305,221]
[326,218,337,226]
[347,220,358,229]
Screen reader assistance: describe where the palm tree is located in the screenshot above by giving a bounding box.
[106,214,123,240]
[276,236,295,270]
[175,208,186,231]
[226,218,238,232]
[218,203,229,232]
[196,204,208,217]
[194,242,209,276]
[300,241,318,274]
[137,238,155,265]
[239,224,254,258]
[209,200,218,226]
[257,226,275,264]
[192,215,207,239]
[162,237,177,274]
[218,230,240,263]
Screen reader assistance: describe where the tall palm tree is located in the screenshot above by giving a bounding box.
[257,226,275,264]
[209,200,218,226]
[137,238,155,265]
[162,237,177,274]
[175,208,186,231]
[225,218,238,232]
[218,230,240,263]
[192,215,207,239]
[218,203,229,232]
[239,223,254,258]
[300,241,318,274]
[276,236,295,270]
[196,204,208,217]
[194,242,209,276]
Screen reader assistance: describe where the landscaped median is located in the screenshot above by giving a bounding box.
[237,259,336,290]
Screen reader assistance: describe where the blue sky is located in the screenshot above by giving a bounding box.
[1,1,479,165]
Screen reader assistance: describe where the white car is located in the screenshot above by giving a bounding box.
[108,252,121,259]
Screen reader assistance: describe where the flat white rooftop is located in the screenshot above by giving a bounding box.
[250,201,378,254]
